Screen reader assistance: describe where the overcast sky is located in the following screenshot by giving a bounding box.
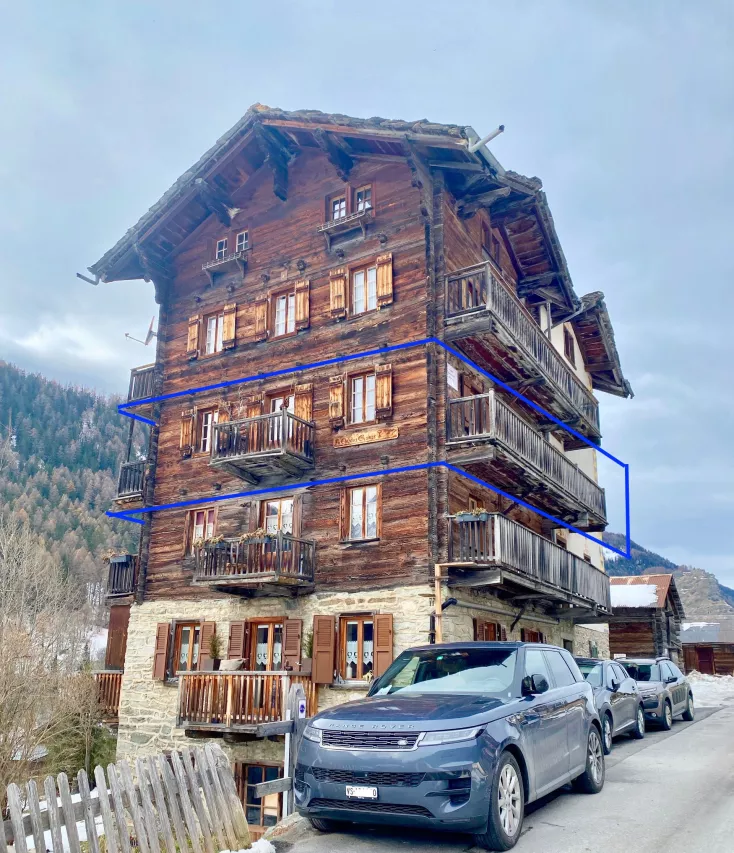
[1,1,732,581]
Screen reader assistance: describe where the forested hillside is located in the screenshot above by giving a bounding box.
[0,361,141,614]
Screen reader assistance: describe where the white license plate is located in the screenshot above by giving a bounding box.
[346,785,378,799]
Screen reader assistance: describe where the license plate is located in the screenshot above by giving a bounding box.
[346,785,378,799]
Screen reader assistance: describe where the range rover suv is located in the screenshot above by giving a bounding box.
[295,642,605,851]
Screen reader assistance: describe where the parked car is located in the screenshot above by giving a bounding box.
[574,657,646,753]
[295,642,605,851]
[618,657,694,729]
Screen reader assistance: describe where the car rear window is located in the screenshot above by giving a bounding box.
[623,663,661,682]
[577,661,603,688]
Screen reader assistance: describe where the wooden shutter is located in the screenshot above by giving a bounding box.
[283,619,303,670]
[339,488,349,540]
[292,493,303,537]
[222,303,237,349]
[294,279,310,330]
[180,408,196,459]
[152,623,171,680]
[294,383,313,422]
[186,316,200,359]
[520,629,526,642]
[329,375,345,427]
[198,622,216,670]
[473,619,485,642]
[329,267,347,318]
[375,364,393,420]
[312,615,336,684]
[106,605,130,670]
[373,613,394,677]
[376,253,394,308]
[227,621,247,659]
[245,394,264,419]
[254,298,269,341]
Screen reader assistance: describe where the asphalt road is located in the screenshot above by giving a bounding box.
[270,704,734,853]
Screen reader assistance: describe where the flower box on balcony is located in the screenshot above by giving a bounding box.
[456,511,489,523]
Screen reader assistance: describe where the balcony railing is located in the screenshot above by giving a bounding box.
[447,391,606,522]
[446,263,600,434]
[194,532,315,587]
[107,555,138,597]
[127,364,156,403]
[447,513,611,611]
[117,460,145,498]
[96,670,123,720]
[178,672,317,730]
[210,410,315,479]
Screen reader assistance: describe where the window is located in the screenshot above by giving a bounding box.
[173,622,201,673]
[273,290,296,337]
[351,265,377,315]
[189,508,216,551]
[660,662,675,682]
[491,236,501,264]
[252,620,284,671]
[330,193,347,221]
[578,660,603,688]
[348,485,379,540]
[481,222,492,259]
[524,648,552,685]
[522,628,544,643]
[236,231,249,253]
[198,409,218,454]
[349,373,376,424]
[564,327,576,366]
[612,663,629,684]
[236,764,282,834]
[545,650,576,687]
[205,312,224,355]
[268,394,294,444]
[355,184,372,213]
[588,640,599,658]
[339,615,374,680]
[216,238,228,260]
[263,497,294,535]
[563,639,574,653]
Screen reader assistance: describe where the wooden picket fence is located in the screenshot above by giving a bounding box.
[3,745,250,853]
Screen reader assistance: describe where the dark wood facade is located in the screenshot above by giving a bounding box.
[681,619,734,675]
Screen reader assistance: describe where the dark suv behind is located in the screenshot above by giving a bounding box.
[296,642,605,851]
[619,657,694,729]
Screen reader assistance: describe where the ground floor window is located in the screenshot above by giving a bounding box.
[234,763,282,838]
[339,615,374,680]
[521,628,544,643]
[173,622,201,672]
[251,619,284,671]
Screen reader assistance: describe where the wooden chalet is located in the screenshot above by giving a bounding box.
[89,104,631,836]
[681,618,734,675]
[608,574,685,663]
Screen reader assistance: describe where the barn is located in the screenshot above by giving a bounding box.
[681,618,734,675]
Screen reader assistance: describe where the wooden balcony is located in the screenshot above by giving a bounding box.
[201,249,248,285]
[210,410,315,483]
[128,363,156,403]
[445,263,600,446]
[116,459,145,499]
[96,670,123,723]
[193,533,315,595]
[178,672,317,734]
[317,208,373,250]
[447,391,606,529]
[447,513,611,614]
[106,554,138,598]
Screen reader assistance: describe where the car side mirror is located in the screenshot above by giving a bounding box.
[610,679,620,692]
[665,675,677,684]
[522,674,549,696]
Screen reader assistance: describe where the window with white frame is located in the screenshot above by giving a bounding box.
[199,409,218,454]
[349,485,379,540]
[236,231,249,253]
[205,312,224,354]
[330,194,347,221]
[351,265,377,315]
[355,185,372,213]
[189,508,216,551]
[350,373,376,424]
[273,291,296,337]
[216,238,228,260]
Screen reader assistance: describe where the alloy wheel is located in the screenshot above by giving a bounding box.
[603,717,612,751]
[498,763,522,837]
[637,708,645,733]
[588,730,603,785]
[665,703,673,727]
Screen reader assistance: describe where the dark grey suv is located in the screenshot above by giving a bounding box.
[295,642,605,851]
[575,658,645,753]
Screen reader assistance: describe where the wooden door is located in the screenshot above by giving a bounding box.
[696,647,715,675]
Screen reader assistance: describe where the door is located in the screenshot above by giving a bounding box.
[696,647,715,675]
[661,661,686,712]
[519,648,570,796]
[268,394,294,447]
[612,662,638,732]
[545,649,586,775]
[251,621,284,671]
[262,498,294,569]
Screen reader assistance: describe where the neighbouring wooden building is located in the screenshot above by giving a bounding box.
[89,104,630,837]
[681,618,734,675]
[608,574,685,663]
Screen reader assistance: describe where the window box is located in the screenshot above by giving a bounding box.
[456,511,489,523]
[201,249,248,285]
[317,207,373,250]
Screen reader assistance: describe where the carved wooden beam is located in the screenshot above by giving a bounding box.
[194,178,240,226]
[457,186,512,218]
[312,128,354,182]
[253,124,295,201]
[133,242,173,305]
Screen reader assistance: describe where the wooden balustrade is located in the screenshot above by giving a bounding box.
[117,459,145,497]
[446,263,599,433]
[127,364,156,402]
[107,554,137,596]
[211,411,315,465]
[447,513,611,611]
[178,672,317,729]
[194,533,315,585]
[95,670,123,720]
[447,391,606,521]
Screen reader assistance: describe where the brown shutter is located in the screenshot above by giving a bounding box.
[375,364,393,420]
[106,605,130,670]
[152,623,171,680]
[293,383,313,422]
[312,615,336,684]
[329,375,345,427]
[283,619,303,670]
[222,303,237,349]
[373,614,394,677]
[254,298,269,341]
[294,279,310,330]
[228,621,247,659]
[292,493,303,537]
[180,408,196,459]
[198,622,216,670]
[186,316,200,359]
[376,253,394,308]
[245,394,264,419]
[339,488,349,540]
[329,267,347,318]
[473,619,483,642]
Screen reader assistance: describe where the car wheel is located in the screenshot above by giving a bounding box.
[631,705,645,739]
[309,817,341,832]
[602,713,613,755]
[682,693,695,722]
[473,752,525,851]
[573,727,605,794]
[662,699,673,730]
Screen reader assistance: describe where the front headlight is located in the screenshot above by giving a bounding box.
[419,726,484,746]
[303,724,321,744]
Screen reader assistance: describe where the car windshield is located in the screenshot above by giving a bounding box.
[623,663,661,682]
[577,662,604,688]
[369,647,518,697]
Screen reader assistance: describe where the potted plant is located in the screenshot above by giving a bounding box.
[208,633,223,671]
[300,631,313,674]
[456,506,489,523]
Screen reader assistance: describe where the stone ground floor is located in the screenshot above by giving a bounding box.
[112,583,609,837]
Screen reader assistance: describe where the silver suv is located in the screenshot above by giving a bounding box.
[619,657,694,729]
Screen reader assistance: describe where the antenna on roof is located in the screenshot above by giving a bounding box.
[468,125,505,153]
[125,317,157,346]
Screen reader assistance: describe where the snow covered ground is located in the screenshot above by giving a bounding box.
[688,671,734,706]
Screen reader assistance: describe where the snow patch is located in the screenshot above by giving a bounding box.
[610,584,658,608]
[682,622,716,629]
[220,842,275,853]
[688,671,734,707]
